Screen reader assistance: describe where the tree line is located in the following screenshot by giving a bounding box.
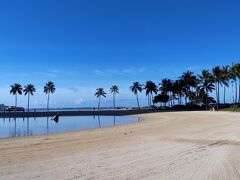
[96,63,240,110]
[5,63,240,111]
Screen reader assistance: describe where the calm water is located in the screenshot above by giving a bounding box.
[0,116,140,138]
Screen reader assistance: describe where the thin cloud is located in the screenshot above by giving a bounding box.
[68,87,80,93]
[73,98,84,105]
[92,67,146,77]
[35,70,60,77]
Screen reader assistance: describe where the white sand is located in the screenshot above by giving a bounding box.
[1,111,240,179]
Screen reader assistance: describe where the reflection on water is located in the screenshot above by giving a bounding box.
[0,116,140,138]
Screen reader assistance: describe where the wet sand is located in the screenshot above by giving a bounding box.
[0,111,240,179]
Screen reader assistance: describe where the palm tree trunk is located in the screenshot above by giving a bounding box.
[28,93,30,112]
[172,93,175,106]
[149,94,151,107]
[47,93,50,112]
[27,118,29,134]
[113,94,115,109]
[177,94,179,105]
[136,93,140,110]
[215,83,218,110]
[15,94,17,113]
[232,81,235,105]
[14,118,16,136]
[238,78,240,104]
[15,94,17,107]
[150,94,152,106]
[224,85,226,104]
[205,88,208,110]
[114,94,116,109]
[148,94,151,107]
[146,95,148,107]
[235,80,238,105]
[217,82,220,110]
[150,93,153,107]
[98,97,101,110]
[148,94,149,107]
[168,92,172,106]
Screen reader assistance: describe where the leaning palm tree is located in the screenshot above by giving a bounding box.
[145,81,158,107]
[95,88,107,110]
[23,84,36,112]
[10,83,23,108]
[130,82,142,110]
[44,81,56,111]
[110,85,119,109]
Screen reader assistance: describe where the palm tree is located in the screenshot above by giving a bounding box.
[221,66,230,104]
[212,66,222,110]
[159,79,174,106]
[145,81,158,107]
[190,87,216,106]
[235,63,240,103]
[198,70,215,109]
[10,83,23,108]
[130,82,142,110]
[44,81,56,111]
[179,71,198,105]
[229,64,240,107]
[95,88,107,110]
[172,80,185,105]
[23,84,36,112]
[110,85,119,109]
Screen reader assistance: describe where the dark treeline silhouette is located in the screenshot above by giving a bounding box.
[4,63,240,112]
[131,63,240,111]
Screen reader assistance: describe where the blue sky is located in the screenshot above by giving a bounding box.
[0,0,239,108]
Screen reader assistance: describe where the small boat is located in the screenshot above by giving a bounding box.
[51,115,59,123]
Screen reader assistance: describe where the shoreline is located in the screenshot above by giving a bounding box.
[1,107,237,118]
[0,109,166,118]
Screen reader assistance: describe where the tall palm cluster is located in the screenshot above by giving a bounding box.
[130,63,240,110]
[9,81,55,111]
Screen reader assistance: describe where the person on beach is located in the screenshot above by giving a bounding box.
[209,104,215,111]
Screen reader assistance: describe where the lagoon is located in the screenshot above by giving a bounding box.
[0,116,140,138]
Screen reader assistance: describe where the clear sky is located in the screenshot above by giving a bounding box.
[0,0,239,108]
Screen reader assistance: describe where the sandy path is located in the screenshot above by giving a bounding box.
[0,111,240,179]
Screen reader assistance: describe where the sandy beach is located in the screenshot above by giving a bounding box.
[1,111,240,179]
